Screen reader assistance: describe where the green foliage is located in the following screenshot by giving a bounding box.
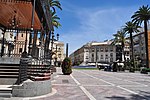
[61,57,72,75]
[141,68,150,74]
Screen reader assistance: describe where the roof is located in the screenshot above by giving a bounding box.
[0,1,41,30]
[91,41,113,46]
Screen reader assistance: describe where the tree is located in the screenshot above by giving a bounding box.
[113,30,127,63]
[131,5,150,68]
[123,21,140,68]
[44,0,62,57]
[49,0,62,13]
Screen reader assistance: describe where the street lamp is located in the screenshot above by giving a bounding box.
[55,34,59,66]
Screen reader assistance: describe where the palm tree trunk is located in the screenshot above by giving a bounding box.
[144,20,149,68]
[130,32,135,68]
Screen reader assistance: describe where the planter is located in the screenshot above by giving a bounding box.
[125,70,129,73]
[135,71,140,73]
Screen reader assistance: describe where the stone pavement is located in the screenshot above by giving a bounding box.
[2,67,150,100]
[32,68,150,100]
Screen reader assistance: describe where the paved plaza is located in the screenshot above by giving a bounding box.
[5,67,150,100]
[33,68,150,100]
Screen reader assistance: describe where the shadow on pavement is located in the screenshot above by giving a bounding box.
[105,91,150,100]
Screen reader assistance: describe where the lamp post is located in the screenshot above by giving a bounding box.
[55,33,59,66]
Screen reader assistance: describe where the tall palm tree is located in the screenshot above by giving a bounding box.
[44,0,62,56]
[113,30,127,63]
[44,11,61,56]
[123,21,140,68]
[131,5,150,68]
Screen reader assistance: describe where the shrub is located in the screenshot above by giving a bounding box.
[141,68,150,74]
[129,67,135,72]
[61,57,72,75]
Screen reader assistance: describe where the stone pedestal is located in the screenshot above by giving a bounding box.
[12,79,51,97]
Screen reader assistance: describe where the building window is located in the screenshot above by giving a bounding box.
[92,49,94,52]
[110,47,113,52]
[19,48,22,53]
[21,34,23,37]
[92,54,94,62]
[101,55,103,59]
[110,58,113,62]
[105,47,108,52]
[110,53,113,57]
[105,54,108,59]
[100,48,103,52]
[86,56,88,59]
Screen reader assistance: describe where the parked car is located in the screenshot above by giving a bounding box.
[104,65,112,71]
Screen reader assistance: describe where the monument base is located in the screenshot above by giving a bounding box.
[12,79,52,97]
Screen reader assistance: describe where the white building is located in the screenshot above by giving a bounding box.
[70,40,130,66]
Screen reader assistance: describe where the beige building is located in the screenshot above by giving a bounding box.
[51,40,65,66]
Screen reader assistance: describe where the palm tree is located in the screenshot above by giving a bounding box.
[131,5,150,68]
[49,0,62,13]
[44,0,62,56]
[113,30,127,63]
[44,11,61,56]
[123,21,140,68]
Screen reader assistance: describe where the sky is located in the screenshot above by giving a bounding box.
[55,0,150,55]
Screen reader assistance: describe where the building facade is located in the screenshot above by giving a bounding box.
[51,40,65,66]
[70,40,130,66]
[132,30,150,66]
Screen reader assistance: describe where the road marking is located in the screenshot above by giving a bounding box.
[76,70,139,95]
[118,85,147,87]
[70,74,96,100]
[117,86,138,94]
[95,71,148,87]
[77,71,115,86]
[80,86,96,100]
[83,85,113,87]
[70,74,80,85]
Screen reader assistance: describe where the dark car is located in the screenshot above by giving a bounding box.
[104,65,112,71]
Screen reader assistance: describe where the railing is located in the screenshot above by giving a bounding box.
[0,39,54,84]
[1,41,25,58]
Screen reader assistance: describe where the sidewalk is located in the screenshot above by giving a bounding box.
[2,67,88,100]
[33,67,88,100]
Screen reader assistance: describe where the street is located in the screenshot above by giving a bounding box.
[34,68,150,100]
